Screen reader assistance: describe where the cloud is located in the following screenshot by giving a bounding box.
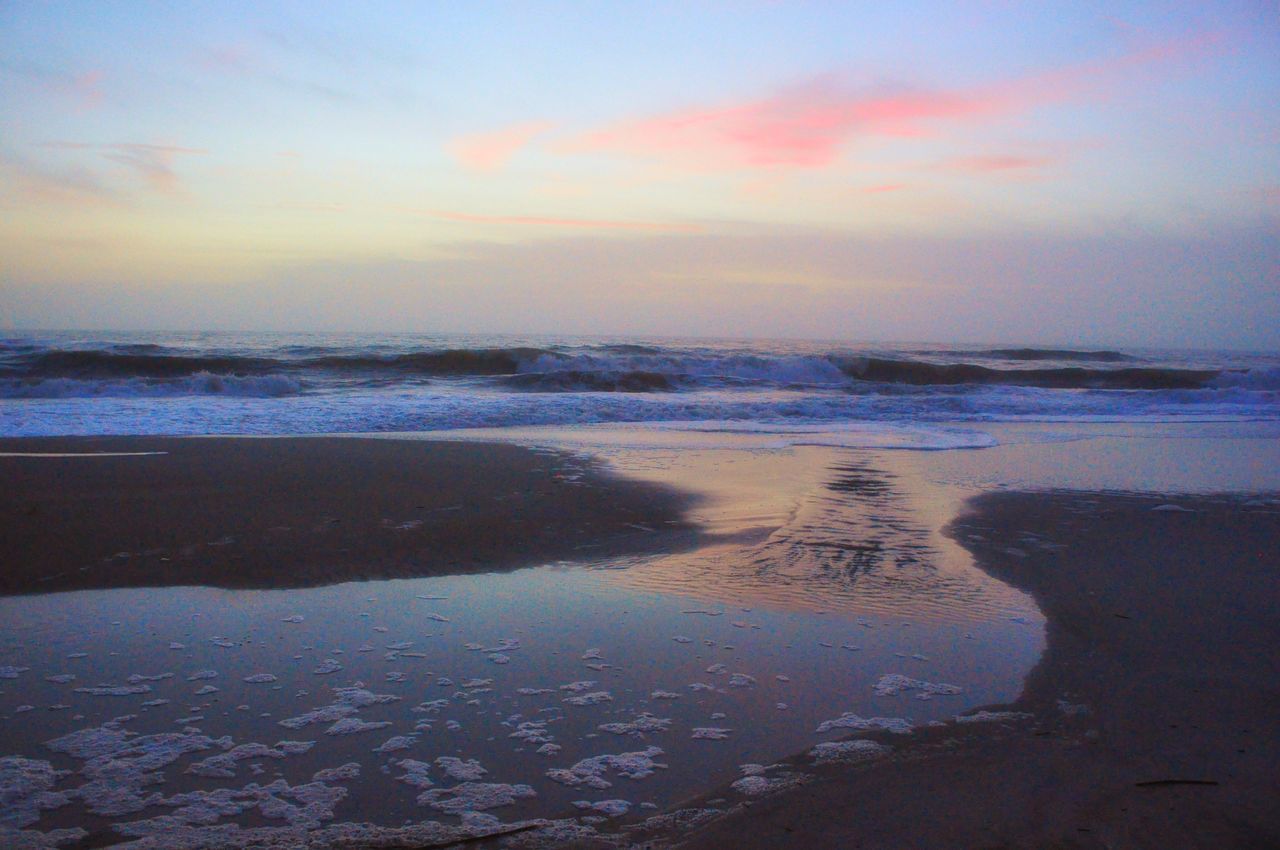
[43,142,207,193]
[552,34,1222,172]
[448,121,553,172]
[419,209,703,233]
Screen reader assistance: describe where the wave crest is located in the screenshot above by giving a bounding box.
[833,357,1217,390]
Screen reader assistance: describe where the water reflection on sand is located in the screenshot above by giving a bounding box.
[0,432,1045,844]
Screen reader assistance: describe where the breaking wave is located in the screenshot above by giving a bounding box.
[832,357,1218,390]
[2,333,1276,435]
[1,343,1236,392]
[940,347,1134,362]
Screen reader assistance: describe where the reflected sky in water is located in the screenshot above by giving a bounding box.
[0,429,1078,837]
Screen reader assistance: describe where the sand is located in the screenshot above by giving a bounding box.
[0,436,696,595]
[667,491,1280,849]
[5,434,1278,847]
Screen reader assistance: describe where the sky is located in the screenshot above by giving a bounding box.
[1,0,1277,347]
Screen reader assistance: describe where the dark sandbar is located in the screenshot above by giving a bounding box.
[672,491,1280,849]
[0,436,697,596]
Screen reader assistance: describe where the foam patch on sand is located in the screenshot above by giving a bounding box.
[0,757,73,828]
[809,740,892,765]
[597,714,671,736]
[372,735,415,754]
[0,825,88,849]
[45,723,225,817]
[954,710,1033,724]
[508,721,555,747]
[572,798,631,817]
[545,747,666,790]
[112,777,349,835]
[416,782,536,814]
[323,718,391,736]
[814,714,914,734]
[277,686,399,730]
[873,674,963,699]
[394,759,434,791]
[74,684,153,696]
[310,763,359,783]
[691,728,732,740]
[186,743,298,779]
[436,757,487,782]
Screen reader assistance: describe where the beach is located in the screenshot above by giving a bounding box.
[1,405,1278,847]
[668,490,1280,850]
[0,436,695,595]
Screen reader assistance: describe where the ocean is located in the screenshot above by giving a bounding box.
[3,330,1278,438]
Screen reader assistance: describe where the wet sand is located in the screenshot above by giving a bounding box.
[0,436,697,595]
[4,431,1278,848]
[668,491,1280,850]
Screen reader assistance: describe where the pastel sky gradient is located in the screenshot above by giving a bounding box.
[1,1,1277,346]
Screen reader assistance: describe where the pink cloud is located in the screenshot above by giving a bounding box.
[556,34,1222,172]
[556,80,1024,170]
[863,183,907,193]
[449,121,553,172]
[420,209,702,233]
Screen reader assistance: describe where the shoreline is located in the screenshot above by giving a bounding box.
[663,489,1280,849]
[0,435,701,596]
